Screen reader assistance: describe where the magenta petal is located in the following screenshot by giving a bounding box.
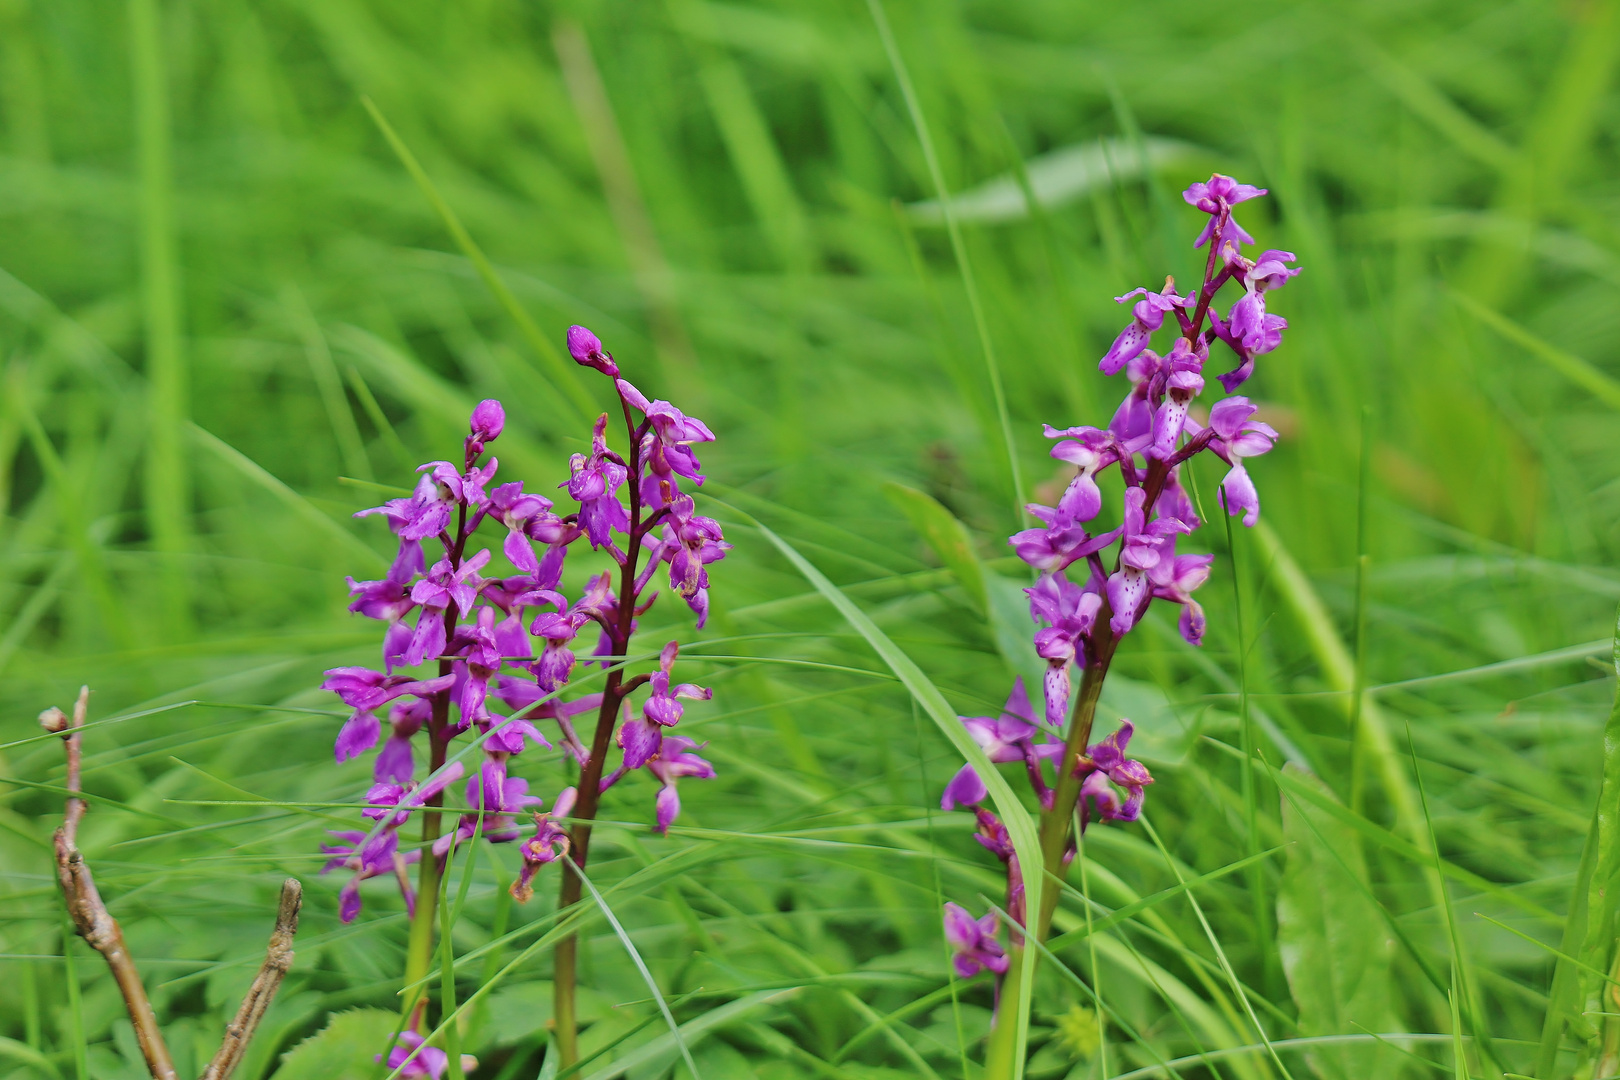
[941,763,987,810]
[335,711,380,763]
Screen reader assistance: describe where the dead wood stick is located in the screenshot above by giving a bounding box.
[46,686,305,1080]
[200,878,302,1080]
[47,686,180,1080]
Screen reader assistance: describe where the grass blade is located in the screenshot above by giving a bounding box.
[359,96,596,424]
[747,508,1043,1079]
[563,855,700,1079]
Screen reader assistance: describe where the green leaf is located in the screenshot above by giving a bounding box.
[1276,765,1398,1079]
[882,481,988,612]
[270,1009,402,1080]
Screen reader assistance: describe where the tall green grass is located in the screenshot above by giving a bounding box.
[2,1,1620,1077]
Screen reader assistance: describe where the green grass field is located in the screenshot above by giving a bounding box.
[4,1,1620,1077]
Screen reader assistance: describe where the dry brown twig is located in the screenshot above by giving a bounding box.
[45,685,304,1080]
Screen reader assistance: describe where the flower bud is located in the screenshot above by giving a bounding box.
[567,325,619,377]
[469,399,505,443]
[38,707,68,733]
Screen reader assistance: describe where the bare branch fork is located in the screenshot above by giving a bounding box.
[44,686,304,1080]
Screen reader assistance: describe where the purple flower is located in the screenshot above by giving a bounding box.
[322,669,454,763]
[321,828,417,923]
[484,482,554,576]
[511,786,576,902]
[647,735,715,833]
[1150,552,1215,645]
[662,494,730,627]
[1105,488,1193,637]
[434,757,544,854]
[943,902,1009,979]
[616,379,715,485]
[1080,721,1154,825]
[1183,174,1266,252]
[345,536,420,623]
[420,458,497,511]
[1147,338,1206,461]
[1027,574,1104,726]
[644,641,711,726]
[1226,252,1298,358]
[616,706,663,770]
[564,415,630,548]
[379,1027,475,1080]
[528,607,589,693]
[1044,424,1121,523]
[1206,397,1278,528]
[361,761,465,828]
[941,763,987,810]
[568,325,619,377]
[355,473,453,544]
[375,698,429,782]
[1100,279,1188,375]
[467,399,505,460]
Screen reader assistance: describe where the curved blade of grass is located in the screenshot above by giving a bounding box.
[0,1035,62,1080]
[189,422,383,569]
[360,96,595,424]
[1532,607,1620,1076]
[563,855,700,1079]
[1409,719,1503,1073]
[579,988,800,1080]
[865,0,1023,526]
[1449,288,1620,411]
[1139,814,1298,1080]
[746,508,1042,1078]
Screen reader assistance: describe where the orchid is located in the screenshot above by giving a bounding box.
[938,176,1297,1070]
[321,327,729,1068]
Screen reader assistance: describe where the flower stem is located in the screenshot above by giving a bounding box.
[406,521,465,1014]
[983,623,1117,1080]
[403,726,448,1009]
[554,396,647,1069]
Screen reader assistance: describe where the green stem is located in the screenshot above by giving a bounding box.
[984,627,1117,1080]
[554,398,647,1069]
[403,729,448,1009]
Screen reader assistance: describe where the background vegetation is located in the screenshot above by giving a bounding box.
[3,0,1620,1077]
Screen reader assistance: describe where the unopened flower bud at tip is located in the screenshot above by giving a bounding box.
[567,324,619,376]
[38,707,68,733]
[469,399,505,442]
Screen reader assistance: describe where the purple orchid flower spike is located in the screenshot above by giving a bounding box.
[328,336,728,1068]
[943,902,1010,979]
[935,176,1296,1069]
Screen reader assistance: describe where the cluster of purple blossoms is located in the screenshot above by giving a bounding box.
[940,175,1296,982]
[319,325,728,925]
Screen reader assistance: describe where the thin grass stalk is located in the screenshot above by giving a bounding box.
[128,0,190,637]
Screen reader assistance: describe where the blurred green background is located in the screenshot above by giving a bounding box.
[3,0,1620,1077]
